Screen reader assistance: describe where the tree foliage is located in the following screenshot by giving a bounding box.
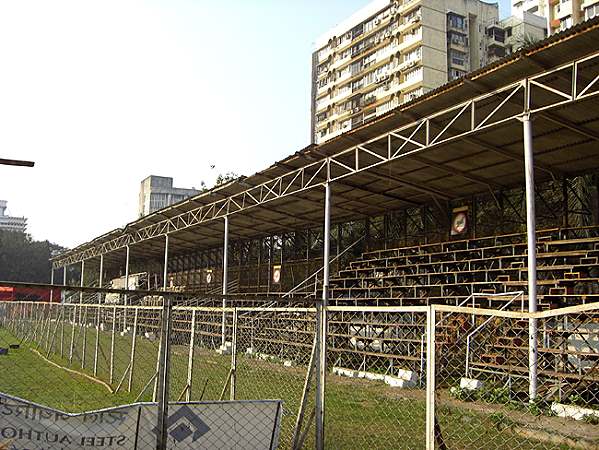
[197,172,241,193]
[0,231,65,283]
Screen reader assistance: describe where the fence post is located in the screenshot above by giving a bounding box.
[425,305,436,450]
[186,310,196,402]
[81,306,88,369]
[230,308,238,401]
[69,306,76,364]
[128,308,139,392]
[109,305,116,384]
[94,305,100,376]
[155,296,173,450]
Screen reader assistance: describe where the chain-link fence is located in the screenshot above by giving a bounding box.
[0,294,597,449]
[433,304,599,450]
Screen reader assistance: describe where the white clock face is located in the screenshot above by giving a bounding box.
[206,273,212,284]
[452,212,467,234]
[273,268,281,284]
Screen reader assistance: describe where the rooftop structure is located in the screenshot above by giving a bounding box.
[499,10,548,54]
[52,18,599,271]
[138,176,200,217]
[0,200,27,233]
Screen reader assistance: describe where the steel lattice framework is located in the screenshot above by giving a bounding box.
[53,49,599,269]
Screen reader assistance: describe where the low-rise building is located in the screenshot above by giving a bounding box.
[138,176,200,217]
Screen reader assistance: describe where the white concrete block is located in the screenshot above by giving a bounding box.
[460,377,483,391]
[332,367,357,378]
[144,331,156,341]
[384,375,415,388]
[396,369,417,383]
[364,371,385,381]
[551,403,599,421]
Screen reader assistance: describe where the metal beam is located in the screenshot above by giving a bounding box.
[0,158,34,167]
[540,113,599,142]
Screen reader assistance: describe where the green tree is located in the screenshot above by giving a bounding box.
[0,230,65,282]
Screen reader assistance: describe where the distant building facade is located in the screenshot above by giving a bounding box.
[0,200,27,233]
[310,0,501,144]
[138,176,200,217]
[500,10,547,54]
[512,0,599,35]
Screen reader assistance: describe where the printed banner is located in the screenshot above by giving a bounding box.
[0,394,282,449]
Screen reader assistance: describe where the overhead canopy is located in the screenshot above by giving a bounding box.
[53,18,599,271]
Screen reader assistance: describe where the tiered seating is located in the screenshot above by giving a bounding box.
[329,227,599,308]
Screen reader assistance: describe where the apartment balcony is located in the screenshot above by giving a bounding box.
[487,36,506,48]
[328,107,351,123]
[449,60,468,72]
[581,0,599,8]
[398,75,423,92]
[332,88,351,103]
[398,58,421,72]
[331,53,351,70]
[398,0,421,15]
[315,96,333,113]
[376,97,400,116]
[398,34,422,53]
[448,40,467,52]
[555,1,573,19]
[317,48,332,64]
[397,14,422,33]
[447,22,468,34]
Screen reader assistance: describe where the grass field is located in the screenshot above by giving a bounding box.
[0,324,566,449]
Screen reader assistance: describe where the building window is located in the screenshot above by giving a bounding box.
[448,13,466,30]
[449,31,468,46]
[449,69,465,80]
[559,16,573,30]
[585,4,599,20]
[450,49,466,66]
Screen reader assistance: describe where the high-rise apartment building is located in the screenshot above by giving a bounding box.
[0,200,27,233]
[138,176,200,217]
[512,0,599,34]
[310,0,500,144]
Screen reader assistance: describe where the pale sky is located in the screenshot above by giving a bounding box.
[0,0,510,248]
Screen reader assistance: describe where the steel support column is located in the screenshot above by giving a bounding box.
[523,115,538,401]
[50,269,54,302]
[163,236,169,290]
[79,260,85,304]
[316,182,331,449]
[98,254,104,304]
[62,266,67,303]
[124,245,130,330]
[222,215,229,348]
